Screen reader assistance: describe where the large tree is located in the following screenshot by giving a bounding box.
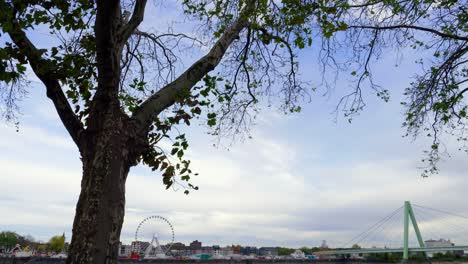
[0,0,465,263]
[0,231,18,251]
[48,234,66,254]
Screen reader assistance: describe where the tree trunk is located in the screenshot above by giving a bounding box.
[66,109,144,264]
[68,3,129,261]
[66,142,129,263]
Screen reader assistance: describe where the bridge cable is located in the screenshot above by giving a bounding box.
[356,206,403,248]
[340,205,403,248]
[379,208,404,248]
[414,206,468,234]
[413,207,442,243]
[413,206,468,243]
[365,208,400,248]
[411,206,462,247]
[413,204,468,220]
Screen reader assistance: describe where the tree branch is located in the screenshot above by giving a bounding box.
[2,5,84,146]
[132,15,251,127]
[349,25,468,41]
[254,26,297,89]
[119,0,147,43]
[348,0,383,8]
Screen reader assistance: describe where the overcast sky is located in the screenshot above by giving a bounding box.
[1,1,468,249]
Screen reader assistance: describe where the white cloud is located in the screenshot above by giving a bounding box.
[0,123,76,151]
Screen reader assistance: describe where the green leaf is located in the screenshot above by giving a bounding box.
[171,148,178,155]
[181,175,190,181]
[207,119,216,127]
[177,149,184,159]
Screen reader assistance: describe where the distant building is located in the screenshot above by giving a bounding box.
[231,245,241,254]
[259,247,278,256]
[201,246,213,254]
[425,239,455,257]
[320,240,329,249]
[425,238,454,248]
[170,242,186,251]
[118,243,132,257]
[189,240,201,250]
[220,246,233,256]
[171,242,186,250]
[212,245,221,255]
[131,241,150,255]
[168,242,188,256]
[241,246,258,256]
[189,240,202,254]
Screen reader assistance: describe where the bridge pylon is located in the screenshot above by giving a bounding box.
[403,201,426,260]
[319,201,468,261]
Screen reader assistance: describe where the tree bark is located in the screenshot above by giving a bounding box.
[67,139,128,263]
[66,107,146,264]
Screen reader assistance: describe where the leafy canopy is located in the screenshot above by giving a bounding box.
[0,231,18,249]
[48,235,65,253]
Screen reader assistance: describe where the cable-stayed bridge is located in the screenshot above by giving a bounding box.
[318,201,468,261]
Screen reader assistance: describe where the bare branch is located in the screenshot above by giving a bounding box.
[132,12,251,127]
[349,25,468,41]
[254,26,297,88]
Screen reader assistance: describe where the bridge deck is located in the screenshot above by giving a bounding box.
[319,246,468,255]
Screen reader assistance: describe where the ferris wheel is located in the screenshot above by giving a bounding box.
[134,215,175,258]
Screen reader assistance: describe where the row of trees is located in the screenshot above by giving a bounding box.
[0,231,65,254]
[431,252,468,261]
[277,246,325,256]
